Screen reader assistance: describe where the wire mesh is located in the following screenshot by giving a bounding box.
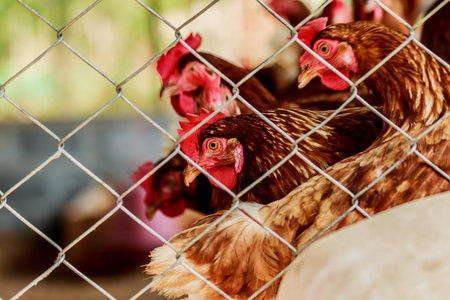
[0,0,449,299]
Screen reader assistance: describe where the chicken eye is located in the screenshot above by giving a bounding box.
[207,140,220,151]
[189,64,197,71]
[164,174,176,186]
[318,43,330,55]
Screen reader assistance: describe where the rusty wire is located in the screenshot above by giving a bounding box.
[0,0,449,299]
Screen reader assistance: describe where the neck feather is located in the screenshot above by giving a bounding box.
[364,43,450,127]
[324,22,450,128]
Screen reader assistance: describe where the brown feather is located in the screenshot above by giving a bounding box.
[146,21,450,300]
[198,106,383,210]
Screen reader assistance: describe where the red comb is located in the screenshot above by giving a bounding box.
[297,17,328,46]
[177,109,226,159]
[157,33,202,85]
[130,161,156,205]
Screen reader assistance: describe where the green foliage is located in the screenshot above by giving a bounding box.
[0,0,198,122]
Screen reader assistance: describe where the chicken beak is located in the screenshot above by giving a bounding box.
[298,67,320,89]
[145,205,160,220]
[160,84,182,99]
[183,163,202,186]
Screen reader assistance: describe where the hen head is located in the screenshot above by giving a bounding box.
[157,33,202,117]
[162,58,240,116]
[130,158,195,219]
[297,17,358,91]
[178,109,244,190]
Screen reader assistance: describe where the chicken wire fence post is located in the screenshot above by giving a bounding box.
[0,0,449,300]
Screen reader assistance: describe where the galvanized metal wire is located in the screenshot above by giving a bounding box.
[1,0,449,299]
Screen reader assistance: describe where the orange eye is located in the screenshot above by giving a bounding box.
[318,43,330,55]
[207,140,219,150]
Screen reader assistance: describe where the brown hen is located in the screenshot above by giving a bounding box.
[146,18,450,300]
[179,106,383,211]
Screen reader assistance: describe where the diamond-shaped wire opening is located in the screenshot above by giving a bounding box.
[59,0,161,81]
[4,47,122,122]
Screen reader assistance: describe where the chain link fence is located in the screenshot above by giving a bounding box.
[1,0,449,299]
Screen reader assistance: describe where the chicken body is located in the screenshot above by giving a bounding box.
[179,106,383,211]
[146,19,450,300]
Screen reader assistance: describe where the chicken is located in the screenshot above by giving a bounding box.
[146,18,450,300]
[261,0,382,110]
[179,106,383,211]
[130,155,213,219]
[133,104,382,218]
[158,33,278,117]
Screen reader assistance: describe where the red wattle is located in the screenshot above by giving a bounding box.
[171,93,194,117]
[161,198,187,217]
[322,70,351,91]
[208,167,237,190]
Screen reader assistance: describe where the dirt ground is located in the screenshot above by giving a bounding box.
[0,234,168,300]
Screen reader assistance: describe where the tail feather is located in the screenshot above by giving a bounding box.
[147,237,211,299]
[145,202,288,300]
